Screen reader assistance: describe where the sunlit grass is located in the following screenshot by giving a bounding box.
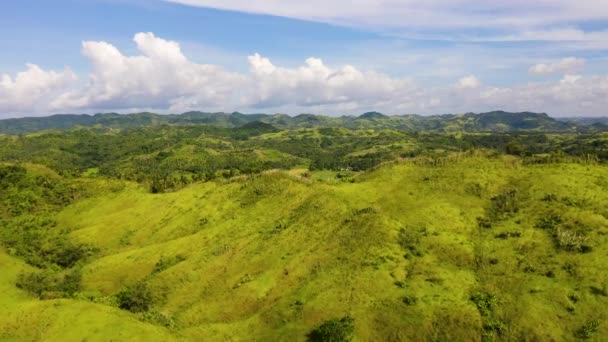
[2,154,608,340]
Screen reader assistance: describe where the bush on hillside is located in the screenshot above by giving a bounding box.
[16,268,81,298]
[505,141,526,156]
[483,318,506,338]
[536,213,563,230]
[1,212,95,269]
[16,270,58,297]
[50,242,93,268]
[58,269,82,296]
[117,281,154,313]
[536,214,593,253]
[477,217,492,229]
[152,255,186,274]
[308,316,355,342]
[470,292,497,317]
[402,295,418,305]
[488,190,519,221]
[574,320,600,339]
[554,228,590,253]
[398,227,426,257]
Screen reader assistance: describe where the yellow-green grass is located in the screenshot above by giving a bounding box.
[3,154,608,340]
[0,249,177,341]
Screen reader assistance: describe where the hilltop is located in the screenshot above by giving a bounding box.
[0,110,597,134]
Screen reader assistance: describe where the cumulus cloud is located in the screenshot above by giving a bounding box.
[0,64,77,114]
[45,33,421,114]
[529,57,586,75]
[480,75,608,115]
[246,53,415,109]
[52,32,248,111]
[1,32,608,117]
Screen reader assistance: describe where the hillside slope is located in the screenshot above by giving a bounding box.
[0,248,178,341]
[2,154,606,340]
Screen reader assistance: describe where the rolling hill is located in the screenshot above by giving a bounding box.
[1,154,607,340]
[0,111,588,134]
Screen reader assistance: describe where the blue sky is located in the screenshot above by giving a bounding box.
[1,0,607,117]
[0,0,378,72]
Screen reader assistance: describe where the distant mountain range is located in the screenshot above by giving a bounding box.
[0,110,605,134]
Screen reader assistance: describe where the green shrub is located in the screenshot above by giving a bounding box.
[308,316,355,342]
[505,141,525,156]
[477,217,492,229]
[554,228,589,252]
[465,182,483,197]
[59,269,82,296]
[398,227,426,257]
[16,268,82,298]
[483,318,506,334]
[1,214,94,269]
[488,190,519,221]
[402,295,418,305]
[117,282,154,313]
[563,263,579,277]
[50,242,93,268]
[495,231,522,239]
[470,292,497,317]
[535,213,563,230]
[336,171,353,179]
[352,207,375,215]
[574,320,600,339]
[15,270,58,297]
[541,193,558,202]
[536,215,592,253]
[590,284,607,297]
[152,255,186,274]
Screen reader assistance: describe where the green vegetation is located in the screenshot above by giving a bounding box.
[2,110,604,134]
[308,317,355,341]
[0,113,607,340]
[117,282,154,313]
[575,320,601,339]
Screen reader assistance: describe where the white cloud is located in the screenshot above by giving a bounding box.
[245,53,415,109]
[1,33,608,118]
[477,75,608,115]
[164,1,608,34]
[0,64,77,114]
[529,57,586,75]
[456,75,481,89]
[52,32,248,111]
[162,1,608,51]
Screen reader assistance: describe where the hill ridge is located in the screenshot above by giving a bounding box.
[0,110,597,134]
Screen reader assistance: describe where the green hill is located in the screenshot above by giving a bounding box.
[1,153,607,340]
[0,111,590,134]
[1,122,608,340]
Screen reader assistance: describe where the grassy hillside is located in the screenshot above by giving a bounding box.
[1,153,607,340]
[0,248,178,341]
